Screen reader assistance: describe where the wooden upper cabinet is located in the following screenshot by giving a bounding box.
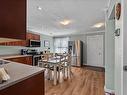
[0,32,40,46]
[6,41,26,46]
[27,33,40,40]
[0,0,26,40]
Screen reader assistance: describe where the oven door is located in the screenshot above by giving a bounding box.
[32,55,41,66]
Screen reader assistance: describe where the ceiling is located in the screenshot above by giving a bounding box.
[27,0,108,36]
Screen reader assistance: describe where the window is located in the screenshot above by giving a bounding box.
[54,37,69,53]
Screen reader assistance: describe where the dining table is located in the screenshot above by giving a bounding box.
[40,54,71,85]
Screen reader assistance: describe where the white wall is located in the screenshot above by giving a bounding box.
[114,0,123,95]
[0,46,27,55]
[107,0,124,95]
[36,34,54,52]
[105,16,115,91]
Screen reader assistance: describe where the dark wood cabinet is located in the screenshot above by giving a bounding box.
[6,56,33,65]
[0,72,45,95]
[0,0,26,40]
[5,41,26,46]
[0,41,26,46]
[0,43,6,45]
[27,33,40,40]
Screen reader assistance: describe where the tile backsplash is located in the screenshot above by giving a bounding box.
[0,46,27,55]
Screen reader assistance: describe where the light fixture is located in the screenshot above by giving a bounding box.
[37,6,42,10]
[60,20,71,25]
[92,22,104,28]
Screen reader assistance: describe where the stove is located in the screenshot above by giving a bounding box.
[21,49,41,66]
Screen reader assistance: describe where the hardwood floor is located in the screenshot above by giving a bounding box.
[45,67,105,95]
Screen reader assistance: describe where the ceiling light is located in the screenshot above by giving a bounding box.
[60,20,71,25]
[92,23,104,28]
[37,6,42,10]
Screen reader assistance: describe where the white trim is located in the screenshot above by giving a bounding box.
[85,31,105,34]
[53,30,105,37]
[107,0,111,8]
[104,86,115,94]
[83,64,105,68]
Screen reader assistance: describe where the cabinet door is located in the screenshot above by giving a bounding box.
[27,33,33,40]
[0,73,44,95]
[27,33,40,40]
[0,42,6,45]
[26,56,33,65]
[0,40,26,46]
[7,58,20,62]
[6,56,32,65]
[33,35,40,40]
[0,0,26,40]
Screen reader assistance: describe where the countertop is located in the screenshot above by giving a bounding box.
[0,54,32,59]
[0,60,45,90]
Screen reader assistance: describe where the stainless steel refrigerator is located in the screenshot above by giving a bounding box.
[68,40,83,67]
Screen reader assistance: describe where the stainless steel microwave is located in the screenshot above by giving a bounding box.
[28,40,41,47]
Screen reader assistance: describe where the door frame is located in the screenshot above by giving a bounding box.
[123,0,127,94]
[86,32,105,67]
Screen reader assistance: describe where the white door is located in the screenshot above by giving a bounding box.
[87,35,104,67]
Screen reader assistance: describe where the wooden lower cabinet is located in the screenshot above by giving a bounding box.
[0,72,44,95]
[6,56,32,65]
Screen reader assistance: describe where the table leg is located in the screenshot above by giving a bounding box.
[53,65,57,85]
[63,66,65,79]
[49,70,52,80]
[37,61,40,67]
[47,69,50,80]
[68,64,71,79]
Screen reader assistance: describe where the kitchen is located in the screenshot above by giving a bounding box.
[0,0,108,95]
[0,34,85,95]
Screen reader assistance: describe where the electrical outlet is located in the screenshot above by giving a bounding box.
[115,28,120,36]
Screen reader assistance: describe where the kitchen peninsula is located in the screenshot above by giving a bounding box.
[0,59,45,95]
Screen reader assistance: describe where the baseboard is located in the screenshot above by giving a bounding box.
[83,65,105,72]
[104,86,115,95]
[83,64,105,68]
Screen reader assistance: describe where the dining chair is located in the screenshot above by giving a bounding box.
[48,54,65,82]
[53,53,72,82]
[38,54,51,80]
[57,55,66,82]
[54,53,72,82]
[62,53,72,79]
